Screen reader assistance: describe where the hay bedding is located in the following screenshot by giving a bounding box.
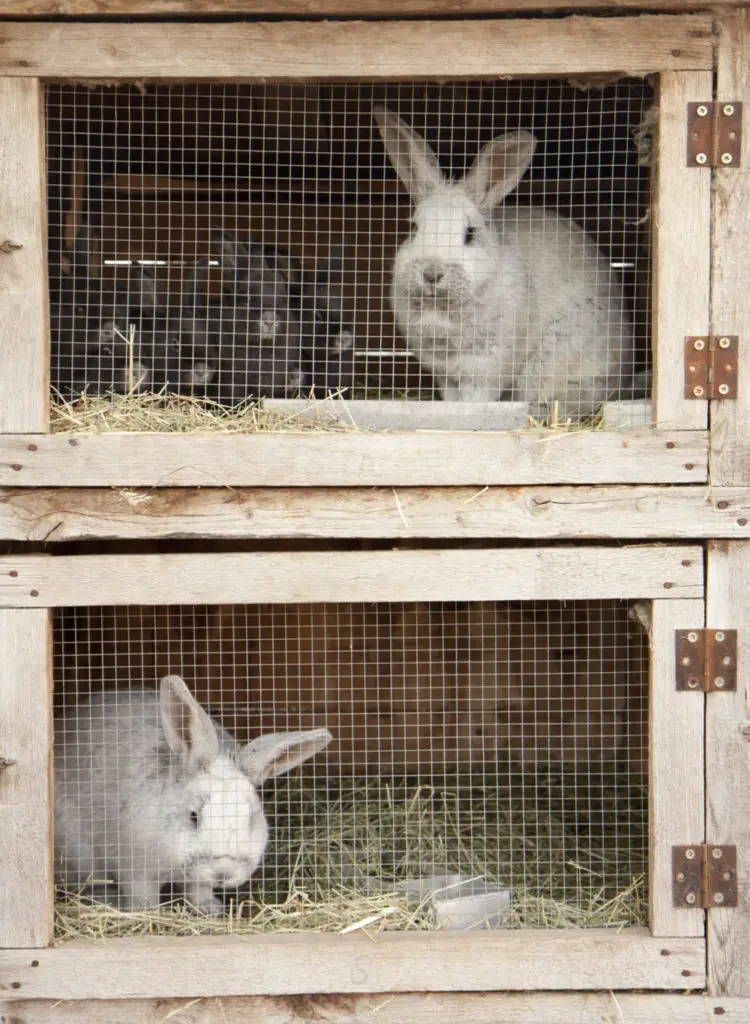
[55,771,647,939]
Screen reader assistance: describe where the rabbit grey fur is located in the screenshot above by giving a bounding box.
[374,106,635,420]
[54,674,332,914]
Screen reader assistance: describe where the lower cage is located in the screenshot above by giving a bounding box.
[52,599,649,938]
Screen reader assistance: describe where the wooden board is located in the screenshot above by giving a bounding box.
[0,609,53,948]
[706,542,750,997]
[0,930,705,998]
[649,600,705,937]
[0,79,48,433]
[0,546,703,607]
[0,17,714,79]
[651,71,711,432]
[0,431,708,487]
[1,485,749,543]
[3,993,748,1024]
[710,9,750,486]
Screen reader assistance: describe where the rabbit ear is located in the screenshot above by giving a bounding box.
[238,729,332,785]
[374,106,444,201]
[463,130,536,210]
[159,675,220,770]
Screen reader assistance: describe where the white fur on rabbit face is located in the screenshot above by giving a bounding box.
[375,106,535,314]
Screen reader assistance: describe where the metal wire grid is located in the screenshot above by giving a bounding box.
[45,81,652,420]
[53,600,649,931]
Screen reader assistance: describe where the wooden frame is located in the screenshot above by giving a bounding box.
[0,15,716,486]
[0,544,706,998]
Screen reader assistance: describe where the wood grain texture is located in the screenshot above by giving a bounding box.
[652,71,712,432]
[0,0,734,15]
[710,10,750,486]
[0,17,714,79]
[0,546,703,606]
[0,431,708,487]
[649,599,705,937]
[1,485,749,542]
[0,79,48,433]
[3,993,748,1024]
[0,609,53,948]
[706,542,750,997]
[0,931,705,998]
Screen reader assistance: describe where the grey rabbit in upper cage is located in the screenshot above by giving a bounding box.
[373,106,635,420]
[53,674,332,915]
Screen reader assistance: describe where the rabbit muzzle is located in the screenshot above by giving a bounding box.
[194,856,253,889]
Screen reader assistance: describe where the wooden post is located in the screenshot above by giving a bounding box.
[0,78,49,433]
[710,10,750,485]
[0,609,54,947]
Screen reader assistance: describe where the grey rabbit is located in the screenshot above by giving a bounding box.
[54,674,332,914]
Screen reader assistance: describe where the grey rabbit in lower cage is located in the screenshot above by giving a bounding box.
[373,106,635,420]
[54,674,332,915]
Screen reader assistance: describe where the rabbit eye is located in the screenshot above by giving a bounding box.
[190,811,199,828]
[464,226,477,246]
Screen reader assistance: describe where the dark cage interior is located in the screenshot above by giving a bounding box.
[45,81,653,427]
[53,600,649,938]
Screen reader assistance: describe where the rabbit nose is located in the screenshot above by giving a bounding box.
[421,263,444,286]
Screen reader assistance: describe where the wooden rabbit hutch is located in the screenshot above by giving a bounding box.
[0,2,749,1023]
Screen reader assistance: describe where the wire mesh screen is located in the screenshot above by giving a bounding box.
[53,600,649,937]
[45,81,652,429]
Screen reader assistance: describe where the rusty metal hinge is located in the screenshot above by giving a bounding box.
[675,629,738,692]
[673,845,738,908]
[687,102,743,167]
[684,336,739,399]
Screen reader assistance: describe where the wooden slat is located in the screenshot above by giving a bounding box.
[0,17,714,79]
[706,542,750,997]
[0,546,703,607]
[0,609,53,948]
[651,71,712,431]
[648,599,705,937]
[0,0,731,15]
[0,931,705,998]
[0,431,708,487]
[710,9,750,485]
[1,485,749,543]
[4,993,747,1024]
[0,79,48,433]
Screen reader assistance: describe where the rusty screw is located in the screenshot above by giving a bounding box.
[721,153,734,165]
[681,656,692,666]
[688,631,699,643]
[697,105,710,117]
[713,847,724,860]
[693,339,706,351]
[696,153,708,165]
[719,338,732,349]
[715,631,726,642]
[723,104,735,117]
[723,655,732,666]
[718,384,730,396]
[715,893,725,905]
[687,678,700,689]
[686,892,697,905]
[676,871,686,882]
[685,848,696,860]
[714,677,726,689]
[693,386,705,397]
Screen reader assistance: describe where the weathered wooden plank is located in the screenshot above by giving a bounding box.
[0,609,53,948]
[649,600,705,937]
[0,931,705,998]
[0,546,703,606]
[3,993,747,1024]
[0,431,708,487]
[1,485,749,543]
[0,0,733,15]
[651,71,711,432]
[0,17,714,79]
[710,9,750,486]
[0,78,48,433]
[706,542,750,997]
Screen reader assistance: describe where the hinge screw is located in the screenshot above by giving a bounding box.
[687,677,700,689]
[676,871,686,881]
[686,892,697,904]
[687,631,699,643]
[696,153,708,165]
[713,847,724,859]
[714,892,725,904]
[718,339,731,350]
[693,340,706,351]
[714,677,726,688]
[721,153,734,165]
[681,656,692,666]
[718,384,730,396]
[693,385,705,397]
[715,631,726,642]
[697,105,710,117]
[685,848,697,860]
[723,104,735,117]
